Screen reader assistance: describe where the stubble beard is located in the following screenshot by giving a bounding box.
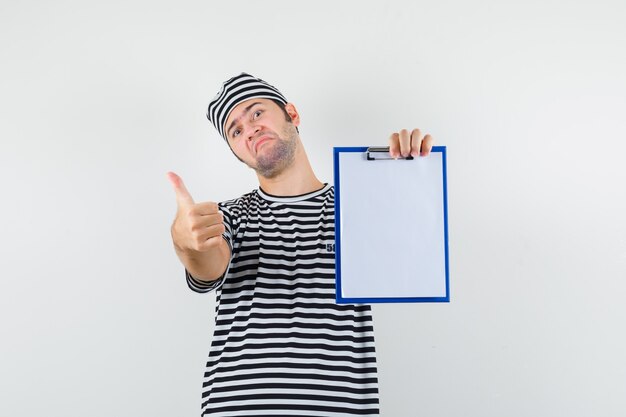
[253,123,298,179]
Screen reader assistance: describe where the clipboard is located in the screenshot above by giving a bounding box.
[333,146,449,304]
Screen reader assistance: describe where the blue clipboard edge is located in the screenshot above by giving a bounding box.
[333,146,450,304]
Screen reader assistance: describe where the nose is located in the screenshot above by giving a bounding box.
[244,122,261,141]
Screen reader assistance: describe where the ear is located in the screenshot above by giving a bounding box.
[284,103,300,127]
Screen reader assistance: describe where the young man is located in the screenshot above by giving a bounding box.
[168,73,433,416]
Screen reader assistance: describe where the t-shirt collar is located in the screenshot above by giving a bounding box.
[257,183,331,202]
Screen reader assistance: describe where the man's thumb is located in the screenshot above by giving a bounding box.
[166,171,195,207]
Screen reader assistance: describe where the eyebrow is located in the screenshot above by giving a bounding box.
[226,101,263,138]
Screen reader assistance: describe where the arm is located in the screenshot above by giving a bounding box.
[173,234,230,282]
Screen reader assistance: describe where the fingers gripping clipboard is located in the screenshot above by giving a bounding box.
[333,146,450,304]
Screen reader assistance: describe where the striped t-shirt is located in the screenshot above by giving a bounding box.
[186,183,380,416]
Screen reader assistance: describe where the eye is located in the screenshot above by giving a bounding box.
[253,110,262,118]
[232,129,240,138]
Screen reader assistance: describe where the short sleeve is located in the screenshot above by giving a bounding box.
[219,200,237,252]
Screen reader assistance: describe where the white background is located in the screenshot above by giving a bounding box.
[1,1,625,416]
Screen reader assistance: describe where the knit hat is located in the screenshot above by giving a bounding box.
[207,72,288,142]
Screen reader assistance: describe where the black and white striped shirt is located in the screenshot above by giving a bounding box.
[186,183,380,416]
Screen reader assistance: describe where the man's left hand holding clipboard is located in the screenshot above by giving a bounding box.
[388,128,434,159]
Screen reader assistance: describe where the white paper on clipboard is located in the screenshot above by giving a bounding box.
[334,146,449,303]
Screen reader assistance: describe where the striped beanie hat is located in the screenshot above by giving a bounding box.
[207,72,288,141]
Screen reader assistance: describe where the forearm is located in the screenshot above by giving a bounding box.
[174,238,230,282]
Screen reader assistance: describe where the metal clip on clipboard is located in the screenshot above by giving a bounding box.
[366,146,414,161]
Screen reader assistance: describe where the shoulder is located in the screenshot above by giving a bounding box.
[218,189,260,212]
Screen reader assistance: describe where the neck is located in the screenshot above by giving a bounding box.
[256,139,324,196]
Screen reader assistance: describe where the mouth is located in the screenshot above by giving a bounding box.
[254,135,272,153]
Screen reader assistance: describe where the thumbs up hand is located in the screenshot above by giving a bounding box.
[167,172,226,253]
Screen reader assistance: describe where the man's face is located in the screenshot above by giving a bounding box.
[224,98,299,179]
